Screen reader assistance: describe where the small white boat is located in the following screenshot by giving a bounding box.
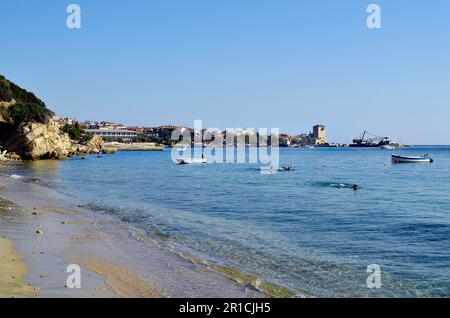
[381,145,396,150]
[176,157,207,165]
[392,154,433,163]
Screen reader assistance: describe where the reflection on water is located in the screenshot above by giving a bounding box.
[22,160,61,175]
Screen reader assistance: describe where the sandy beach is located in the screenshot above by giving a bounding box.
[0,236,31,297]
[0,180,118,297]
[0,163,268,298]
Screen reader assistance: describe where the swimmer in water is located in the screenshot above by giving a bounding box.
[353,184,359,191]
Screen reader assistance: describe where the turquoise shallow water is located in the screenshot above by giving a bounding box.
[3,146,450,297]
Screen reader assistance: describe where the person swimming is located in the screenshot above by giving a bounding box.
[278,164,295,172]
[352,184,359,191]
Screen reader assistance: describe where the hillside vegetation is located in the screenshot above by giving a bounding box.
[0,75,54,124]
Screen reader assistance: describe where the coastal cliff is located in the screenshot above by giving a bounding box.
[0,75,102,160]
[2,121,73,160]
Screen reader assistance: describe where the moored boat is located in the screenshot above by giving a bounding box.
[391,154,433,163]
[381,145,396,150]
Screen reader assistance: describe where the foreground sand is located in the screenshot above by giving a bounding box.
[0,193,157,297]
[0,237,31,297]
[0,174,149,297]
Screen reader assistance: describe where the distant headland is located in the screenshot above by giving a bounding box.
[0,75,107,161]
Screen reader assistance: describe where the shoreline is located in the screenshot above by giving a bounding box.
[0,170,276,298]
[0,197,30,298]
[103,142,165,152]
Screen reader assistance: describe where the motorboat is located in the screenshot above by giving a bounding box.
[391,154,433,163]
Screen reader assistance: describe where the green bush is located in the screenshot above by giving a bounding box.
[9,81,46,107]
[1,74,52,125]
[9,103,55,124]
[80,131,94,142]
[0,76,12,102]
[61,122,93,141]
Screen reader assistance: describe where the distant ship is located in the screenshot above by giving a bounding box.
[350,131,391,148]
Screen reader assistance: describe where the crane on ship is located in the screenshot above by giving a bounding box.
[350,131,391,147]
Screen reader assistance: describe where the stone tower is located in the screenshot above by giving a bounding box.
[313,124,327,144]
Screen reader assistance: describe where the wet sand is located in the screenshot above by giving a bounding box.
[0,196,29,298]
[0,190,117,297]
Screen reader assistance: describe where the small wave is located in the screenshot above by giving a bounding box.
[84,202,121,215]
[388,222,450,239]
[310,181,360,189]
[83,202,176,240]
[10,174,23,180]
[23,177,41,184]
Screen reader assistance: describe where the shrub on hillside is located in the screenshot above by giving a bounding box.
[9,81,46,107]
[61,122,93,141]
[9,103,55,124]
[0,76,13,102]
[61,123,81,140]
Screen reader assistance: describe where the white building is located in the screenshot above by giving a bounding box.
[85,129,138,140]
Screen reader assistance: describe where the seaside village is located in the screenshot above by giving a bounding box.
[0,72,404,162]
[55,118,333,149]
[52,118,407,150]
[0,112,406,163]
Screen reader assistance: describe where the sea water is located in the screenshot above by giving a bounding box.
[3,146,450,297]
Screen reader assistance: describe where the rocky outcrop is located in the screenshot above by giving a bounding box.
[5,152,22,161]
[1,121,107,160]
[69,135,104,156]
[0,150,9,162]
[102,147,118,154]
[0,99,15,122]
[2,120,73,160]
[83,135,103,153]
[0,75,106,160]
[0,99,16,109]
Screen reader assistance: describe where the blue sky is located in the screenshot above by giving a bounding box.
[1,0,449,144]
